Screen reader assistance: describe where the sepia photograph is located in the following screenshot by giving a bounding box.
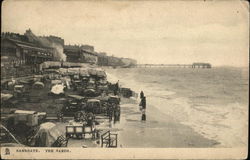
[1,0,249,159]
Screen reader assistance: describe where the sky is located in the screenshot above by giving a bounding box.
[2,0,249,67]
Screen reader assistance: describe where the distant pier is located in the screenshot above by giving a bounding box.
[191,63,211,68]
[136,63,212,68]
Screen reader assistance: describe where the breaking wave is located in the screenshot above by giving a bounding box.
[106,67,248,147]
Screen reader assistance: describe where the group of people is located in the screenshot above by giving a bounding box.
[139,91,146,121]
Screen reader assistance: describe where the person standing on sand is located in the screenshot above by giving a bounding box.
[140,96,146,121]
[114,80,119,95]
[140,91,144,99]
[107,103,114,121]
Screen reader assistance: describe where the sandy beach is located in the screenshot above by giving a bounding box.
[109,97,218,148]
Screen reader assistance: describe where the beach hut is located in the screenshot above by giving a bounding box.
[61,62,71,68]
[96,68,106,78]
[67,68,80,75]
[40,61,61,69]
[58,68,68,75]
[87,67,105,77]
[32,122,66,147]
[79,68,89,77]
[51,79,63,85]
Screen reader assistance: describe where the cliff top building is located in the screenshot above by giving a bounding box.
[64,44,94,52]
[1,30,55,64]
[64,44,97,64]
[24,29,66,61]
[1,29,69,78]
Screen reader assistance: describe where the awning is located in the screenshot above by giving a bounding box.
[14,110,37,114]
[41,61,61,69]
[16,43,47,52]
[33,122,64,147]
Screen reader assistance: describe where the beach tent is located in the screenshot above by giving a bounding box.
[72,63,82,67]
[79,63,90,68]
[61,62,71,68]
[79,68,89,77]
[58,68,68,75]
[1,93,13,101]
[87,68,106,77]
[40,62,49,69]
[1,56,9,67]
[62,62,80,68]
[7,80,16,89]
[67,68,80,75]
[51,84,65,95]
[96,68,106,77]
[32,75,43,82]
[33,82,45,89]
[1,56,9,61]
[51,80,63,85]
[44,69,60,74]
[69,63,82,68]
[88,68,97,76]
[41,61,61,69]
[99,78,108,85]
[84,89,96,97]
[33,122,64,147]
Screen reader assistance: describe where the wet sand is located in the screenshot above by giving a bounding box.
[105,67,248,148]
[113,98,219,148]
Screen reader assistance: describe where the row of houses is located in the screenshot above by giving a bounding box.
[1,29,137,78]
[64,45,137,67]
[64,45,98,64]
[1,32,54,73]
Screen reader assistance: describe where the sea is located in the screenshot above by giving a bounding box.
[105,67,248,147]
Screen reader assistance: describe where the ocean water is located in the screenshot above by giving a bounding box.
[106,67,248,147]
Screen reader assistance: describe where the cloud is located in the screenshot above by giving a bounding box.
[2,0,249,67]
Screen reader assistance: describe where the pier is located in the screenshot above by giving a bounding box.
[136,63,211,68]
[136,64,192,68]
[191,63,212,68]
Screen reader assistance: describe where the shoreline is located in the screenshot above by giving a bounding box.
[113,97,219,148]
[105,67,248,148]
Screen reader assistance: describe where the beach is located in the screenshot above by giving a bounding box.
[112,97,218,148]
[105,67,248,148]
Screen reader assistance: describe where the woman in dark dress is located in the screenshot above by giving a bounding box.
[140,91,144,99]
[141,96,146,121]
